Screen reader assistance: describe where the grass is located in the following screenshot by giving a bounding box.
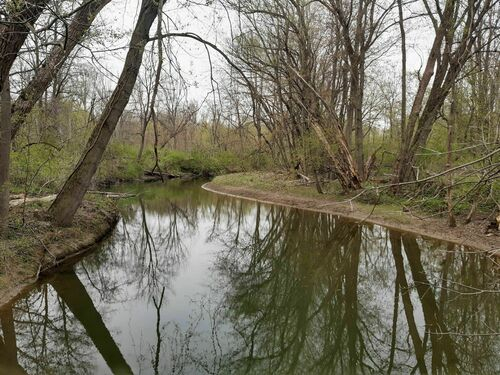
[213,170,498,224]
[212,172,412,224]
[0,197,117,301]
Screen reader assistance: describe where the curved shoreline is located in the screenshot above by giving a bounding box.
[0,205,119,307]
[203,182,499,255]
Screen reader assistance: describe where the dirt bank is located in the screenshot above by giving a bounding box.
[0,199,119,306]
[204,178,499,255]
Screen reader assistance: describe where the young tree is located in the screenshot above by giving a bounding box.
[49,0,166,226]
[392,0,496,187]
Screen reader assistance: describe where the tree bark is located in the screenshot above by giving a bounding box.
[397,0,407,141]
[0,79,11,238]
[0,0,49,92]
[49,0,164,226]
[447,87,457,227]
[10,0,111,140]
[392,0,492,187]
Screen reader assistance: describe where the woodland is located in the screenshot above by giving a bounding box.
[0,0,498,233]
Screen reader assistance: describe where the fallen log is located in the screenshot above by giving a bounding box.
[9,195,57,207]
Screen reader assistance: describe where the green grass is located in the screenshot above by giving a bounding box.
[0,197,117,297]
[211,172,443,225]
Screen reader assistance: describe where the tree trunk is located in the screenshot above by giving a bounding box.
[397,0,407,141]
[310,122,361,191]
[0,0,49,92]
[392,0,490,187]
[353,67,364,178]
[10,0,111,140]
[0,79,11,238]
[49,0,164,226]
[0,1,49,237]
[447,87,457,227]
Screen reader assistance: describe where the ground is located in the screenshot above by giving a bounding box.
[207,172,499,255]
[0,197,118,306]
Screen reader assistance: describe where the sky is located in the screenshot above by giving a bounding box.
[93,0,231,103]
[89,0,434,107]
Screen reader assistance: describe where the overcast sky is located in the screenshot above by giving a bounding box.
[91,0,433,105]
[92,0,230,103]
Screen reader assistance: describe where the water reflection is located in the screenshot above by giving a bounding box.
[0,180,498,374]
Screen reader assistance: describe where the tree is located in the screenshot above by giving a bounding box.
[49,0,166,226]
[223,0,362,190]
[10,0,112,140]
[0,0,49,237]
[320,0,396,178]
[392,0,496,187]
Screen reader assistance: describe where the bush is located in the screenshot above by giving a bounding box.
[10,144,78,195]
[96,143,145,183]
[159,149,251,177]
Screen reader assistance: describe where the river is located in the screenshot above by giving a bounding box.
[0,180,498,374]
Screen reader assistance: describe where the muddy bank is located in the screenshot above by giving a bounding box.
[204,181,499,255]
[0,200,119,306]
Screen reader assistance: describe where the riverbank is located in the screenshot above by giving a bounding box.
[205,172,499,255]
[0,198,119,306]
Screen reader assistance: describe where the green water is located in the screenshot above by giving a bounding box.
[0,180,498,374]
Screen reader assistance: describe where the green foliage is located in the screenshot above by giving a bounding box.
[357,189,401,206]
[10,143,77,195]
[96,143,144,183]
[158,149,255,177]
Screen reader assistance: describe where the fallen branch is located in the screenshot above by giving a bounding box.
[87,191,136,199]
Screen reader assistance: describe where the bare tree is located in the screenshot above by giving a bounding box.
[49,0,166,226]
[10,0,112,140]
[392,0,497,187]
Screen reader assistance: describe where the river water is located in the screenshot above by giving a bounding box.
[0,180,498,374]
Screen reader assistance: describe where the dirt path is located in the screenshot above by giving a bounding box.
[203,182,499,255]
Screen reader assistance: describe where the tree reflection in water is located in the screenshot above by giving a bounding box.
[209,203,499,375]
[0,181,498,374]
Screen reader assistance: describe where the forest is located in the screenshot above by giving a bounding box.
[0,0,499,233]
[0,1,499,373]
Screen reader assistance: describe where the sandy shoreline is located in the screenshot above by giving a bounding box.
[203,182,499,255]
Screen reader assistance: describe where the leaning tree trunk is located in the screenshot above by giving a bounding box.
[310,122,361,191]
[49,0,164,226]
[0,0,49,92]
[10,0,111,140]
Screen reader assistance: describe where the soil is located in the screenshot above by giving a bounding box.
[0,200,119,306]
[203,182,499,256]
